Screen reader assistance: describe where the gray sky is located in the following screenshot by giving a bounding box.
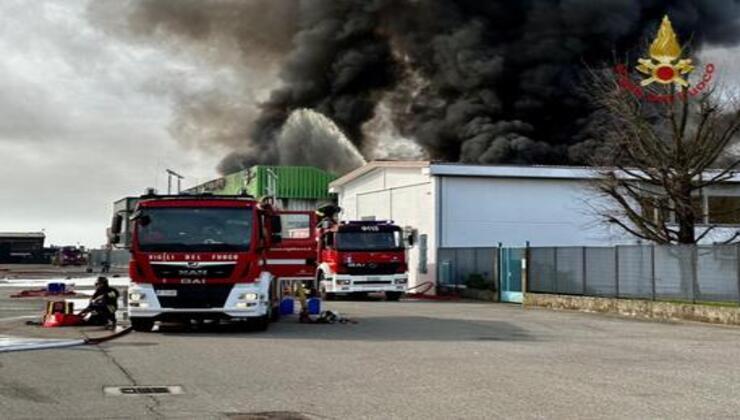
[0,0,225,247]
[0,1,738,248]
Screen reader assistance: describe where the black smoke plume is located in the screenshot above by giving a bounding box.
[90,0,740,174]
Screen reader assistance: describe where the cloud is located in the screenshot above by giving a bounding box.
[0,0,221,247]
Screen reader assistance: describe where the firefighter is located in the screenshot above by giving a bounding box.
[80,277,119,328]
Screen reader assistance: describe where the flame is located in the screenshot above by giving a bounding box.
[649,16,682,61]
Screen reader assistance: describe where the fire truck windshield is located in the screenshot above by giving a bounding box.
[335,231,402,251]
[136,207,253,252]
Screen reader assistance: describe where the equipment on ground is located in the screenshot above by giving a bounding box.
[40,300,83,327]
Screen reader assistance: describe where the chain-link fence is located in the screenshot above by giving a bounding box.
[528,245,740,304]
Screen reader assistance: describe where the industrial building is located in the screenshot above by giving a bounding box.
[0,232,46,263]
[186,165,337,210]
[329,161,740,293]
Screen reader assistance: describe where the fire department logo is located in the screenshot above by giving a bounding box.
[636,16,694,87]
[614,14,715,103]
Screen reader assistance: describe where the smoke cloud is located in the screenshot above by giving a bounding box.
[90,0,740,175]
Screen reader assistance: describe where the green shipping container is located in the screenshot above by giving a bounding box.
[186,165,336,200]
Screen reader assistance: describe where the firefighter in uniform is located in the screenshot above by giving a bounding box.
[80,277,120,328]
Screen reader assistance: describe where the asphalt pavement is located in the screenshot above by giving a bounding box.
[3,287,740,419]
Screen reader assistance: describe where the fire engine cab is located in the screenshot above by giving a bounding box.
[109,193,292,332]
[316,214,408,301]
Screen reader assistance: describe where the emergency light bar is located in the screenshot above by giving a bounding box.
[340,220,395,225]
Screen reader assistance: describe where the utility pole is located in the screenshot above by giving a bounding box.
[166,169,184,194]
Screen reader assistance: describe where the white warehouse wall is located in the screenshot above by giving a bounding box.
[439,176,633,248]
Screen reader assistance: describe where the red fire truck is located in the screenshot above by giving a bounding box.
[110,193,305,332]
[315,216,408,301]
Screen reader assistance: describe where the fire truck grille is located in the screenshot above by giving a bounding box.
[344,263,401,275]
[154,284,233,309]
[353,280,393,285]
[151,264,235,279]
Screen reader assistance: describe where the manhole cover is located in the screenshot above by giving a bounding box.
[228,411,315,420]
[104,385,183,396]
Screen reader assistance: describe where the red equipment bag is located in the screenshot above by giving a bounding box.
[42,313,84,328]
[42,300,84,328]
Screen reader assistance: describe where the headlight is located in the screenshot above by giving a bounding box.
[239,293,259,301]
[129,292,146,301]
[336,279,351,286]
[395,278,407,284]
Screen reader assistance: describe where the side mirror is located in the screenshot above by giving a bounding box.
[111,214,123,234]
[270,215,282,244]
[403,227,416,248]
[107,226,121,245]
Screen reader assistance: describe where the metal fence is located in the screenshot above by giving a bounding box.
[87,249,130,268]
[437,247,498,288]
[528,245,740,303]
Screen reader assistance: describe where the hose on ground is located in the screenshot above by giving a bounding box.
[0,326,132,353]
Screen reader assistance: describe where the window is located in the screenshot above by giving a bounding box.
[280,213,311,239]
[335,231,402,251]
[641,197,671,224]
[137,207,253,252]
[709,196,740,224]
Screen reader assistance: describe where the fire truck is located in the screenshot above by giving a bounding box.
[315,210,408,301]
[109,193,309,332]
[55,246,87,266]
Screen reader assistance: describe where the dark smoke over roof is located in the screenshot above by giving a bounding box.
[89,0,740,174]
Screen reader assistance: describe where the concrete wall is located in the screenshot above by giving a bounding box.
[525,292,740,326]
[336,166,435,289]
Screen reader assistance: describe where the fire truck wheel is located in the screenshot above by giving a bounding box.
[253,314,270,331]
[270,302,281,322]
[320,286,335,301]
[385,292,403,301]
[130,318,154,332]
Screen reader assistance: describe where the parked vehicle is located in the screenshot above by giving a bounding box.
[56,246,87,266]
[315,209,408,301]
[110,193,295,332]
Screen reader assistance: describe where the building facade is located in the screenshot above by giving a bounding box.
[330,161,740,290]
[0,232,46,263]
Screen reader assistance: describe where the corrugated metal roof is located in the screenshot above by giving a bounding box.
[329,161,429,189]
[330,161,740,187]
[430,163,740,182]
[0,232,45,238]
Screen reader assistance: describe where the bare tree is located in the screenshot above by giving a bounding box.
[587,68,740,245]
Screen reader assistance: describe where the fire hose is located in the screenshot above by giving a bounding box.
[404,281,460,300]
[0,326,132,353]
